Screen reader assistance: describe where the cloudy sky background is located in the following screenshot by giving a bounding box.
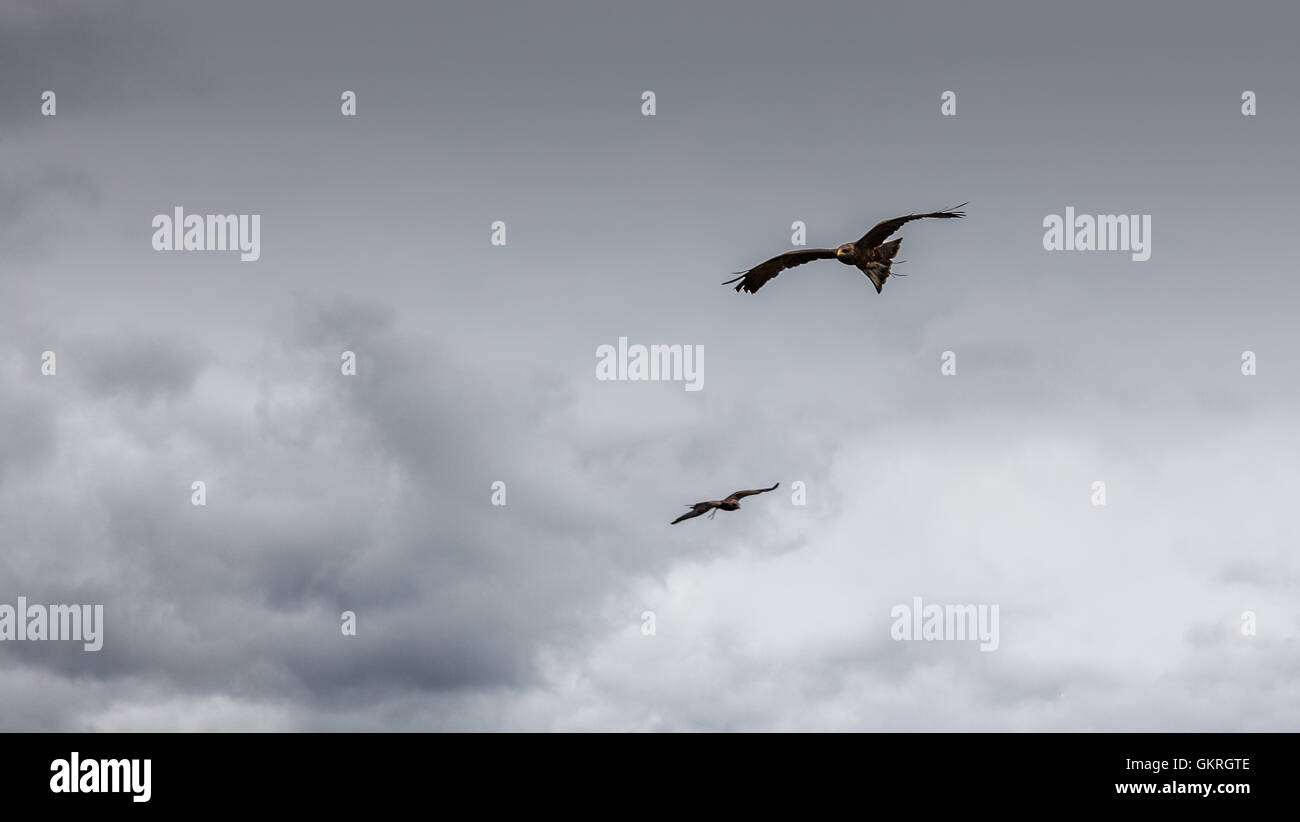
[2,0,1298,730]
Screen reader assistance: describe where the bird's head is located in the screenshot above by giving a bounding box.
[835,244,854,259]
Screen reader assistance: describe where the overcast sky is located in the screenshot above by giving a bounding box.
[2,0,1298,730]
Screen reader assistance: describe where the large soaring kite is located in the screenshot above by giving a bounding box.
[724,204,967,294]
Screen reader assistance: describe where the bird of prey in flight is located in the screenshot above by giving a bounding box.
[723,204,967,294]
[670,483,780,524]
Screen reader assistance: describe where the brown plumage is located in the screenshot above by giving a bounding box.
[670,483,780,525]
[723,204,966,294]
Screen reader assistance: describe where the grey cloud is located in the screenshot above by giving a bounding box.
[2,0,1299,731]
[74,336,206,402]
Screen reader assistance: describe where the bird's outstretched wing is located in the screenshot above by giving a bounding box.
[856,203,967,248]
[723,249,837,294]
[671,502,716,525]
[725,483,779,503]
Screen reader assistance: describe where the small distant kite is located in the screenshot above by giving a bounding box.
[724,204,967,294]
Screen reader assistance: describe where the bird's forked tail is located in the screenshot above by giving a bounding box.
[858,238,903,293]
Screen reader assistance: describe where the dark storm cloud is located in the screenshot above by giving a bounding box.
[2,298,759,725]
